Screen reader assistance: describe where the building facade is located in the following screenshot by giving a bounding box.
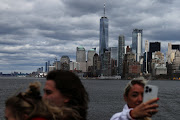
[149,42,161,52]
[172,44,180,51]
[109,47,118,76]
[102,51,111,76]
[87,48,96,71]
[118,35,125,76]
[99,5,108,56]
[76,46,86,62]
[60,56,70,71]
[151,51,167,76]
[76,46,87,72]
[132,29,143,62]
[93,53,101,77]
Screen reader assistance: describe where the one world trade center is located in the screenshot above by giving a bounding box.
[99,4,108,56]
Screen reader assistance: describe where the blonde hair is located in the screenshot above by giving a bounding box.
[124,79,147,97]
[5,81,82,120]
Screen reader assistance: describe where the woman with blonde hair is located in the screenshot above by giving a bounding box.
[5,82,82,120]
[110,79,159,120]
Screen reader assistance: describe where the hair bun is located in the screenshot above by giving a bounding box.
[25,81,42,100]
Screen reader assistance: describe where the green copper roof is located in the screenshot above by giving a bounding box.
[89,48,95,51]
[77,46,85,50]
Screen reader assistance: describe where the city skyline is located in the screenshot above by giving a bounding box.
[0,0,180,73]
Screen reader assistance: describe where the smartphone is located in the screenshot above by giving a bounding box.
[143,85,158,103]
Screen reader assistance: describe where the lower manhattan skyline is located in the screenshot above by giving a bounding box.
[0,0,180,73]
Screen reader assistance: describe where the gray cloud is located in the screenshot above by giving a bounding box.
[0,0,179,73]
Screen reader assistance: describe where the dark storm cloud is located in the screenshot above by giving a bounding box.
[62,0,103,16]
[148,30,180,41]
[0,0,179,73]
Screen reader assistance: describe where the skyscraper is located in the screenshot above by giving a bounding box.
[109,47,118,75]
[76,46,87,72]
[172,44,180,51]
[149,42,161,52]
[132,29,143,62]
[99,4,108,56]
[118,35,125,76]
[76,46,86,62]
[87,48,96,70]
[45,62,48,72]
[60,56,70,71]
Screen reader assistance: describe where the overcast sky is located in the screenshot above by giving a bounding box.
[0,0,180,73]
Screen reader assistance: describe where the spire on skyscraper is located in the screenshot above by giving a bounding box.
[104,3,106,17]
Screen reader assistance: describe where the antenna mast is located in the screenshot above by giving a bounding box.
[104,3,106,17]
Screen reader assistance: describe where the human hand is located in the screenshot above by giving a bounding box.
[130,98,159,119]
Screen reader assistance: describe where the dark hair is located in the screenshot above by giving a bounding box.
[5,82,82,120]
[46,70,89,120]
[124,79,146,97]
[5,82,57,120]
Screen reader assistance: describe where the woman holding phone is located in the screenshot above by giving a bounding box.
[110,79,159,120]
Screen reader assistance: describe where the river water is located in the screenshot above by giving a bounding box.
[0,77,179,120]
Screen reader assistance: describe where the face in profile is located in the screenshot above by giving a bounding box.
[43,80,69,107]
[5,107,16,120]
[124,84,144,108]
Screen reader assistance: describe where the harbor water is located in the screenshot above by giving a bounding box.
[0,77,179,120]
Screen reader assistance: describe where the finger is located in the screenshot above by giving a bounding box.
[151,109,158,115]
[146,112,153,117]
[147,109,158,116]
[146,98,159,105]
[147,104,159,109]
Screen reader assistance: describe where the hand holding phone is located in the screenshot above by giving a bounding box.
[143,85,158,103]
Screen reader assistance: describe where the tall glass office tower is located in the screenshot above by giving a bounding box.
[99,4,108,56]
[118,35,125,76]
[132,29,143,62]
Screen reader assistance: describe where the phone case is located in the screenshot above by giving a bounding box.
[143,85,158,103]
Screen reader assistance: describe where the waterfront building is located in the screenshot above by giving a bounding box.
[123,47,140,79]
[129,62,141,75]
[76,46,87,72]
[45,61,50,72]
[143,40,149,73]
[87,48,96,72]
[118,35,125,76]
[167,48,180,78]
[171,50,180,77]
[37,67,43,73]
[132,29,143,62]
[109,47,118,60]
[149,42,161,52]
[53,61,60,70]
[102,51,111,76]
[166,43,177,64]
[76,46,86,62]
[70,61,80,71]
[93,53,101,77]
[48,61,50,72]
[60,56,70,71]
[45,62,48,72]
[99,4,108,57]
[151,51,167,76]
[126,46,131,53]
[172,44,180,51]
[144,42,161,74]
[109,47,118,76]
[49,66,56,72]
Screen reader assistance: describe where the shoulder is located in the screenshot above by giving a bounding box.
[110,104,134,120]
[110,112,122,120]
